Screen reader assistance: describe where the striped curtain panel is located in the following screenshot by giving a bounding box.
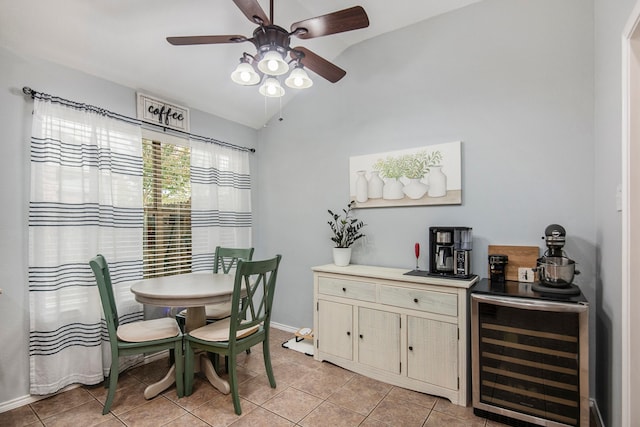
[190,137,252,271]
[29,96,144,394]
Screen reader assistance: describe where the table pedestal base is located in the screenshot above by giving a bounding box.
[144,364,176,399]
[143,353,230,399]
[200,353,230,394]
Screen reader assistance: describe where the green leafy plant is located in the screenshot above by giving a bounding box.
[327,201,366,248]
[372,156,404,179]
[402,150,443,179]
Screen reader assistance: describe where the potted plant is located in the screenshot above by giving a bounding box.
[402,150,443,179]
[402,150,443,199]
[372,156,405,200]
[327,201,366,266]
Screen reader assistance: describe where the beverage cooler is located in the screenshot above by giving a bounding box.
[471,281,589,427]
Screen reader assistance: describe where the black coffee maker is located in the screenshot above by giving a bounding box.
[428,227,473,278]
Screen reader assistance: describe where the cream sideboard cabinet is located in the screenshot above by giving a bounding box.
[312,264,478,406]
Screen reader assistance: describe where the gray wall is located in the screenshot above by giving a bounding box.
[0,47,259,406]
[259,0,595,366]
[256,0,605,420]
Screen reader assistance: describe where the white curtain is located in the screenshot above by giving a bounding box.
[29,96,144,394]
[190,137,252,271]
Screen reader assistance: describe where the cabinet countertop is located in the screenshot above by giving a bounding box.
[312,264,478,289]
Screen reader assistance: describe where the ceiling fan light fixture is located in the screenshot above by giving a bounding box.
[231,61,260,85]
[257,50,289,76]
[167,1,370,117]
[285,66,313,89]
[259,77,285,97]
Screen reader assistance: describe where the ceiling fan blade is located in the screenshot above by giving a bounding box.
[291,47,346,83]
[166,35,248,45]
[232,0,271,25]
[291,6,369,39]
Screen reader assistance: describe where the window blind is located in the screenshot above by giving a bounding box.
[142,138,192,277]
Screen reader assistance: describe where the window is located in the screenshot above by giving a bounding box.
[142,138,192,277]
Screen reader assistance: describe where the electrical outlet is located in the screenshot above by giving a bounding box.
[518,267,535,283]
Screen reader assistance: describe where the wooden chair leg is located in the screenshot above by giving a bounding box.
[263,341,276,388]
[103,362,119,415]
[184,341,195,396]
[174,340,184,398]
[228,352,242,415]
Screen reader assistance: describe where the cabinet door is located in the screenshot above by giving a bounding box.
[318,299,353,360]
[407,316,458,389]
[357,307,400,373]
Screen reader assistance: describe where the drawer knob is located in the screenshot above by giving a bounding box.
[347,331,351,336]
[359,334,363,339]
[409,346,413,351]
[413,298,419,303]
[342,287,346,292]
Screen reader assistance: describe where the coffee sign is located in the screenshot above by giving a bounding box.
[136,93,190,133]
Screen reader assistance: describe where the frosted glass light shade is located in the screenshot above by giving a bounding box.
[285,67,313,89]
[231,62,260,85]
[258,77,285,97]
[257,51,289,76]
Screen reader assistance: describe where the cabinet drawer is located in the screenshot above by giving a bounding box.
[379,286,457,316]
[318,277,376,302]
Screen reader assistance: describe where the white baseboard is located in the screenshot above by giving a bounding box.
[0,383,81,413]
[270,321,298,334]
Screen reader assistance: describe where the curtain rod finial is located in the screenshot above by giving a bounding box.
[22,87,34,97]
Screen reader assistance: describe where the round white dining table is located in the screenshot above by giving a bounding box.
[130,272,237,398]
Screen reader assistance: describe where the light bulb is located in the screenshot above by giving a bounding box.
[258,51,288,76]
[285,66,313,89]
[259,77,285,97]
[231,61,260,85]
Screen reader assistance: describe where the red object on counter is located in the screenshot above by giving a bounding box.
[415,243,420,259]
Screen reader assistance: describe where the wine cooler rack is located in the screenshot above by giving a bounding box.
[471,293,589,427]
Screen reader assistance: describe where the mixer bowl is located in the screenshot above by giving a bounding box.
[535,256,580,287]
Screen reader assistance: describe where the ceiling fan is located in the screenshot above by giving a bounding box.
[166,0,370,96]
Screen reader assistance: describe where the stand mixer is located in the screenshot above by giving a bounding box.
[532,224,581,295]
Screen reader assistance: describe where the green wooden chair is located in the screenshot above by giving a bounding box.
[184,254,282,415]
[89,254,184,415]
[176,246,255,329]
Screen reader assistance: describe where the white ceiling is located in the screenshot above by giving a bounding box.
[1,0,480,129]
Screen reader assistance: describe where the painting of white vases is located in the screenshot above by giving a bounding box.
[349,141,462,208]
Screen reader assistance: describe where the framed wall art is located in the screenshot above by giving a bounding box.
[349,141,462,208]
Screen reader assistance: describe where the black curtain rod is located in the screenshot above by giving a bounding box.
[22,86,256,153]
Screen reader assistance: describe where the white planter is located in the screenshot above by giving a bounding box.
[427,166,447,198]
[355,170,368,203]
[368,171,384,199]
[383,177,405,200]
[403,178,428,199]
[333,247,352,266]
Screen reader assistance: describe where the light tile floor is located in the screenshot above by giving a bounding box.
[2,328,510,427]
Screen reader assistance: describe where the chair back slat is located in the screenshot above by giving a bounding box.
[214,246,255,274]
[229,255,281,339]
[89,254,120,347]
